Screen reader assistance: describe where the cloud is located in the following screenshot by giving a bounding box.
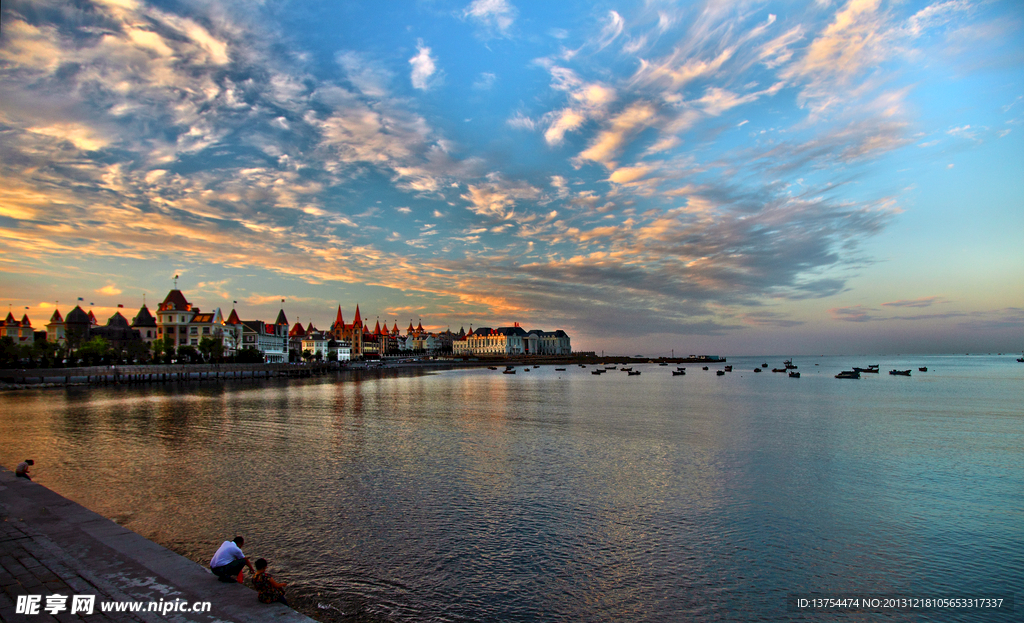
[463,0,517,39]
[409,40,439,90]
[830,305,877,322]
[98,284,123,296]
[882,296,948,308]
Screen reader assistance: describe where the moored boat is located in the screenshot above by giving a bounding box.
[918,367,927,372]
[889,369,912,376]
[628,370,641,376]
[672,370,685,376]
[716,370,725,376]
[835,370,860,379]
[789,371,800,378]
[503,369,516,374]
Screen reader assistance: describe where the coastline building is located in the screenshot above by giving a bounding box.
[90,310,141,352]
[64,306,92,347]
[46,309,66,345]
[131,304,158,346]
[453,324,572,357]
[329,305,364,358]
[0,312,35,345]
[239,309,289,363]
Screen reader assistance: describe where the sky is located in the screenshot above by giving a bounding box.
[1,0,1021,356]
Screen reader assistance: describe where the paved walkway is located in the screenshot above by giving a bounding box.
[0,468,315,623]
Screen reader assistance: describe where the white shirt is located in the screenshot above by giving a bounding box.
[210,540,245,568]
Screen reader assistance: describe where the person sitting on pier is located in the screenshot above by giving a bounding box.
[252,558,289,606]
[210,536,255,583]
[15,459,34,480]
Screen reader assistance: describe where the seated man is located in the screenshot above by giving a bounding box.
[210,536,255,582]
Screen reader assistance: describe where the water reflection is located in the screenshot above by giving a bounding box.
[1,358,1021,622]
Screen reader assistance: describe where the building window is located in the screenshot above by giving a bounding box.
[203,327,210,335]
[167,327,174,334]
[191,339,198,346]
[190,327,198,335]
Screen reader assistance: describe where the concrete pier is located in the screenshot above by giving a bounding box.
[0,468,314,622]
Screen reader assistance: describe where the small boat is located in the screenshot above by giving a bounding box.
[853,366,879,374]
[579,364,587,368]
[789,371,800,378]
[724,365,732,372]
[523,367,530,371]
[533,365,540,368]
[753,368,761,373]
[784,359,797,369]
[716,370,725,376]
[620,367,633,372]
[702,366,709,370]
[672,370,685,376]
[676,367,686,371]
[628,370,641,376]
[762,363,768,368]
[835,370,860,379]
[772,368,786,373]
[488,366,498,370]
[889,369,912,376]
[591,370,604,375]
[555,368,566,371]
[505,365,515,370]
[918,367,927,372]
[605,365,617,370]
[503,369,516,374]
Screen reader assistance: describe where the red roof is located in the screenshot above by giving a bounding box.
[160,289,191,311]
[353,304,362,326]
[226,309,241,325]
[334,306,344,329]
[50,309,64,323]
[289,322,307,337]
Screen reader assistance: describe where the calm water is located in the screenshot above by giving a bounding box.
[1,355,1021,622]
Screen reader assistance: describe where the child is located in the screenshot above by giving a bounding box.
[252,558,288,606]
[15,459,34,480]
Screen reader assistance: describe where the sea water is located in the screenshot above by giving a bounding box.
[1,355,1021,622]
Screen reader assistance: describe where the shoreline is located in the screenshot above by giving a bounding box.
[0,467,316,622]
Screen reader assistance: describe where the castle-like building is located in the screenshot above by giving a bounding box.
[6,287,572,362]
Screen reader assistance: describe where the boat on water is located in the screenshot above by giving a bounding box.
[724,365,732,372]
[853,365,879,373]
[488,366,498,370]
[889,369,912,376]
[676,367,686,371]
[503,369,516,374]
[772,368,786,373]
[533,365,540,368]
[702,366,709,370]
[620,367,633,372]
[784,359,797,369]
[672,370,685,376]
[789,371,800,378]
[628,370,641,376]
[605,365,617,370]
[753,368,761,373]
[762,363,768,368]
[716,370,725,376]
[555,368,566,371]
[835,370,860,379]
[918,367,928,372]
[591,369,604,375]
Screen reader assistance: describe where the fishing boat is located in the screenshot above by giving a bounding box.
[853,365,879,373]
[789,371,800,378]
[702,366,709,370]
[503,369,516,374]
[753,368,761,373]
[555,368,566,371]
[620,367,633,372]
[672,370,685,376]
[918,367,927,372]
[724,365,732,372]
[716,370,725,376]
[889,369,912,376]
[628,370,641,376]
[784,359,797,369]
[772,368,786,373]
[835,370,860,379]
[762,363,768,368]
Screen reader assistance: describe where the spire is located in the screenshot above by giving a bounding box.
[275,308,289,326]
[50,308,64,323]
[226,309,241,325]
[373,319,381,335]
[353,304,362,327]
[21,314,31,327]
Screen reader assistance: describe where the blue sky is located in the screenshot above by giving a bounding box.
[1,0,1021,355]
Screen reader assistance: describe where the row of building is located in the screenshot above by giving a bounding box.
[2,288,572,362]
